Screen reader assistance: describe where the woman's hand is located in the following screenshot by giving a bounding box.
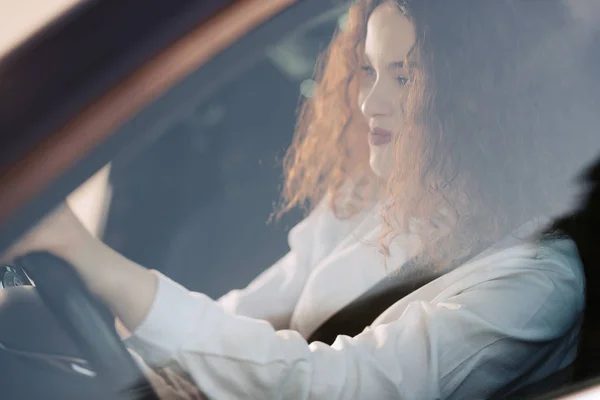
[129,350,206,400]
[3,201,93,265]
[1,200,111,295]
[5,205,201,397]
[4,199,159,332]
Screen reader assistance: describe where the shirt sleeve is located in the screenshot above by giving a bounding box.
[125,242,584,400]
[216,251,305,330]
[216,200,341,330]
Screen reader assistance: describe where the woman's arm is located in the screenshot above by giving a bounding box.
[119,241,584,400]
[64,232,160,332]
[0,202,157,331]
[4,201,324,332]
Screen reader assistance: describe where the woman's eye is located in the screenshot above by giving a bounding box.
[361,65,375,75]
[396,76,409,86]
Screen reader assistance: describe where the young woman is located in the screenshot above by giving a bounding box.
[8,0,600,398]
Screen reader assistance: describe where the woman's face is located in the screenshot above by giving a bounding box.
[358,2,416,178]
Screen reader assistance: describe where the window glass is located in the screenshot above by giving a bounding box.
[5,1,600,398]
[98,3,348,297]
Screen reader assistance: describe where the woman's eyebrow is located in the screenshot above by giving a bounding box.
[389,61,405,69]
[388,60,416,70]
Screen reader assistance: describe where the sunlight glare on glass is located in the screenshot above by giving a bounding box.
[300,79,317,98]
[337,12,349,31]
[0,0,83,57]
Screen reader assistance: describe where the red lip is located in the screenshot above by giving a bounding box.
[368,127,393,146]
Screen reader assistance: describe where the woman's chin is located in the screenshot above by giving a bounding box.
[369,148,392,179]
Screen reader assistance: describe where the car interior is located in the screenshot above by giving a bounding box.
[0,1,349,398]
[1,0,600,399]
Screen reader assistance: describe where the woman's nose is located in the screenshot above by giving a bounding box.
[360,79,396,118]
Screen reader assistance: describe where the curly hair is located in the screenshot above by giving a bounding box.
[280,0,600,268]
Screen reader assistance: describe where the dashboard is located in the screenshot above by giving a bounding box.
[0,264,31,288]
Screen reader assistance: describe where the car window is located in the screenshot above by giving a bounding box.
[4,1,600,398]
[68,2,349,298]
[63,0,600,302]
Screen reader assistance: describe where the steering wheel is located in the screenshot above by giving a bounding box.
[16,251,160,400]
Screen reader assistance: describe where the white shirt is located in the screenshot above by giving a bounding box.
[125,202,585,400]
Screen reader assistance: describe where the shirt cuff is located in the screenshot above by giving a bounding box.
[124,270,210,366]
